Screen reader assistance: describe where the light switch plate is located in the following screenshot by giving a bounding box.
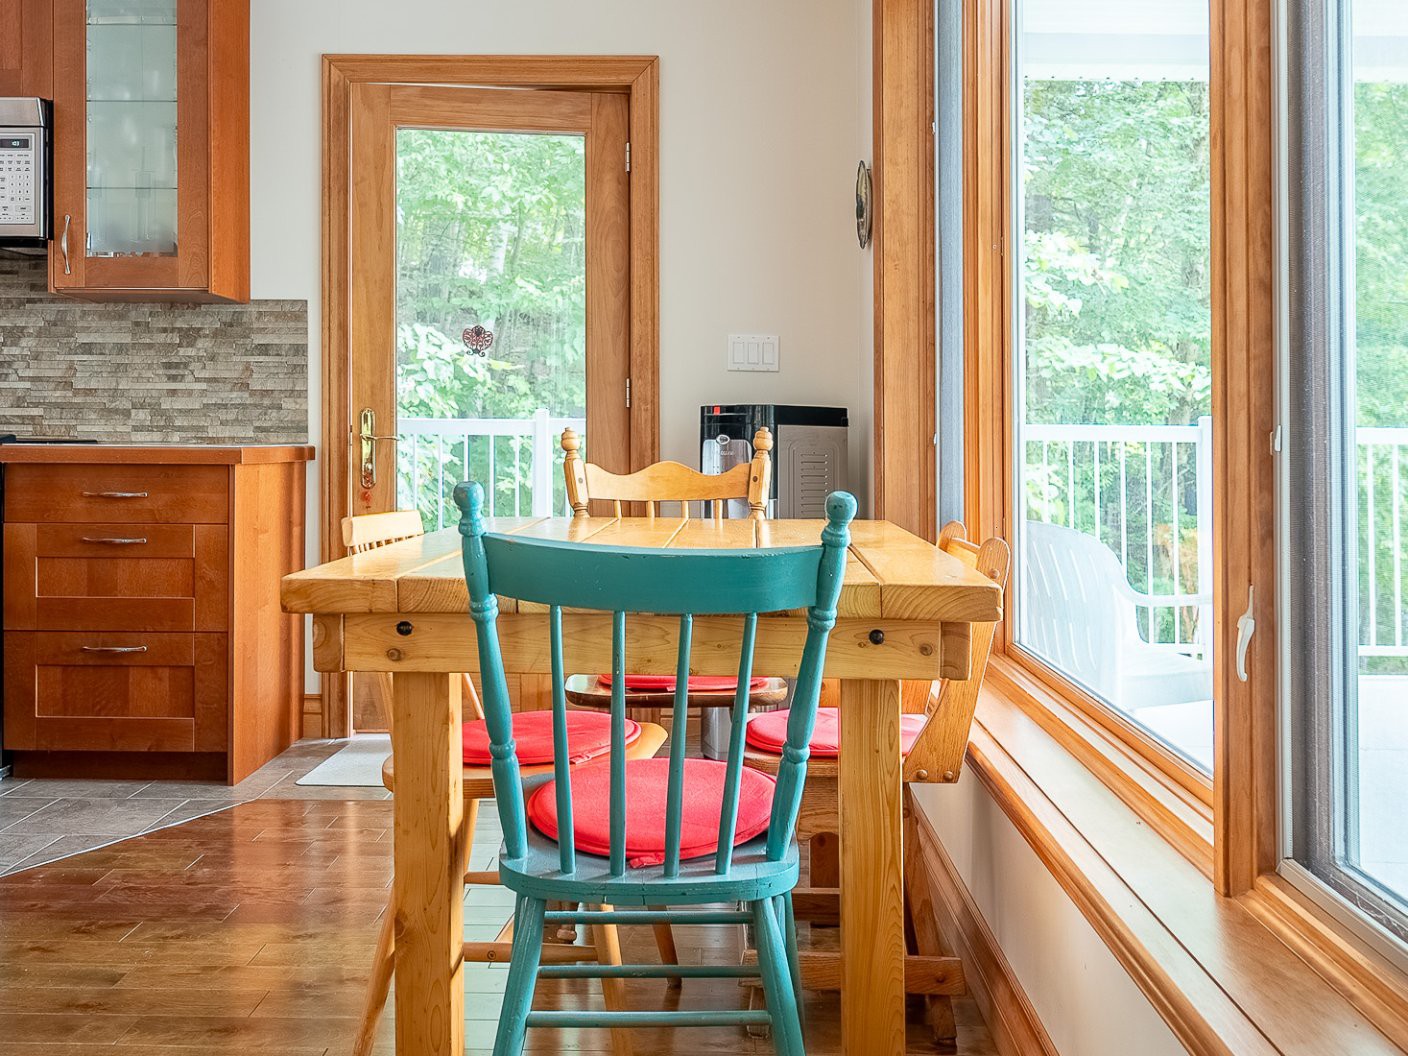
[727,333,780,372]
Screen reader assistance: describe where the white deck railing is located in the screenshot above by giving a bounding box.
[397,411,585,529]
[1025,419,1408,658]
[1023,418,1213,654]
[1359,428,1408,658]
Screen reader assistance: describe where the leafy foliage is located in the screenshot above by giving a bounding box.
[395,128,587,422]
[392,128,588,525]
[1354,83,1408,429]
[1021,79,1212,428]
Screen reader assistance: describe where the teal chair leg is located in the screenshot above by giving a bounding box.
[779,892,805,1032]
[494,895,547,1056]
[753,897,805,1056]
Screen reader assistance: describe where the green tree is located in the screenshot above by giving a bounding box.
[392,128,588,525]
[1022,79,1213,428]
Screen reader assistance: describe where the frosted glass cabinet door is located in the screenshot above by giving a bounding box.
[84,0,179,257]
[49,0,249,300]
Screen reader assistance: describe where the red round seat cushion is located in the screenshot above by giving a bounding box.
[526,757,777,868]
[462,710,639,767]
[597,673,769,693]
[745,707,927,758]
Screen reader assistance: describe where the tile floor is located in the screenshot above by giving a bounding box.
[0,739,379,874]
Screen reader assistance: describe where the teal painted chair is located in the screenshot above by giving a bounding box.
[453,480,855,1056]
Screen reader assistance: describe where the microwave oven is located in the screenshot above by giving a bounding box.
[0,98,51,247]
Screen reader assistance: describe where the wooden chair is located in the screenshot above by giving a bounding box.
[342,509,425,553]
[560,428,782,733]
[562,425,773,519]
[739,521,1011,1048]
[343,512,673,1056]
[455,479,856,1056]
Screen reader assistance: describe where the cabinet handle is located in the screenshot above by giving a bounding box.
[60,214,72,275]
[80,645,148,654]
[80,490,149,499]
[80,536,148,545]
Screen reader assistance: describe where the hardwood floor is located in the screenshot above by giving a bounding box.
[0,793,997,1055]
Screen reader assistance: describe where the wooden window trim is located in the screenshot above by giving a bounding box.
[986,656,1214,873]
[944,0,1408,1031]
[319,55,660,736]
[961,685,1408,1053]
[1206,0,1279,900]
[957,0,1283,838]
[872,0,937,540]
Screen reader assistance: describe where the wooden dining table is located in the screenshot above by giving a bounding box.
[281,515,1003,1056]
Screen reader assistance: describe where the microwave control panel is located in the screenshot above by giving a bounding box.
[0,134,37,226]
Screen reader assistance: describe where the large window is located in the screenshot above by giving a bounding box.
[1012,0,1214,770]
[1287,0,1408,945]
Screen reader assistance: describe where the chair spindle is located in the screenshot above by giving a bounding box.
[548,605,576,874]
[458,481,528,861]
[765,497,851,861]
[609,610,628,877]
[663,614,693,879]
[714,611,759,875]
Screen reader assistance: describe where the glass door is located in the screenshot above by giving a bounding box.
[345,83,633,731]
[348,84,632,528]
[394,126,588,528]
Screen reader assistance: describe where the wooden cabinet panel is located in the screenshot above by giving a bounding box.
[3,520,228,633]
[3,465,229,523]
[0,0,52,97]
[33,598,197,633]
[38,557,195,599]
[3,631,227,752]
[0,447,305,780]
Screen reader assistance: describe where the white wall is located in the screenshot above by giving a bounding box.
[249,0,873,689]
[912,778,1188,1056]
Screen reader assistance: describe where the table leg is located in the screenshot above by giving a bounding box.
[392,671,468,1056]
[839,677,906,1055]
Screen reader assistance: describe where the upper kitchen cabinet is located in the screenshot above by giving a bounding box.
[49,0,249,301]
[0,0,54,97]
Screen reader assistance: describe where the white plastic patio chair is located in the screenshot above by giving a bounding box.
[1020,519,1213,711]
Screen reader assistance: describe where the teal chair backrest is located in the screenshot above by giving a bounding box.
[453,481,856,879]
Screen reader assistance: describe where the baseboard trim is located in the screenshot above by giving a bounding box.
[301,693,324,741]
[910,788,1059,1056]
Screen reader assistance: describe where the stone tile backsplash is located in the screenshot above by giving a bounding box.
[0,254,308,444]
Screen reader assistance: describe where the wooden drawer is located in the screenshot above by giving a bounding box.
[3,631,228,753]
[2,464,229,524]
[3,523,229,632]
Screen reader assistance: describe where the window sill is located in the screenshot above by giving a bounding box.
[985,657,1213,874]
[953,682,1408,1055]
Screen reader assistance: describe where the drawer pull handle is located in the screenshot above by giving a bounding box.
[80,491,150,499]
[80,536,148,545]
[80,645,148,654]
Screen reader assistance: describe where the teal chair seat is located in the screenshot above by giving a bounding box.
[454,481,856,1056]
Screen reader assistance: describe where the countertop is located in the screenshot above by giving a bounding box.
[0,444,315,465]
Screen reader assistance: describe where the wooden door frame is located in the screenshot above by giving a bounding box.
[320,55,659,737]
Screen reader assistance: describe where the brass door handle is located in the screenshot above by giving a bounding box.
[81,645,148,654]
[81,491,149,499]
[80,536,148,545]
[358,408,399,489]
